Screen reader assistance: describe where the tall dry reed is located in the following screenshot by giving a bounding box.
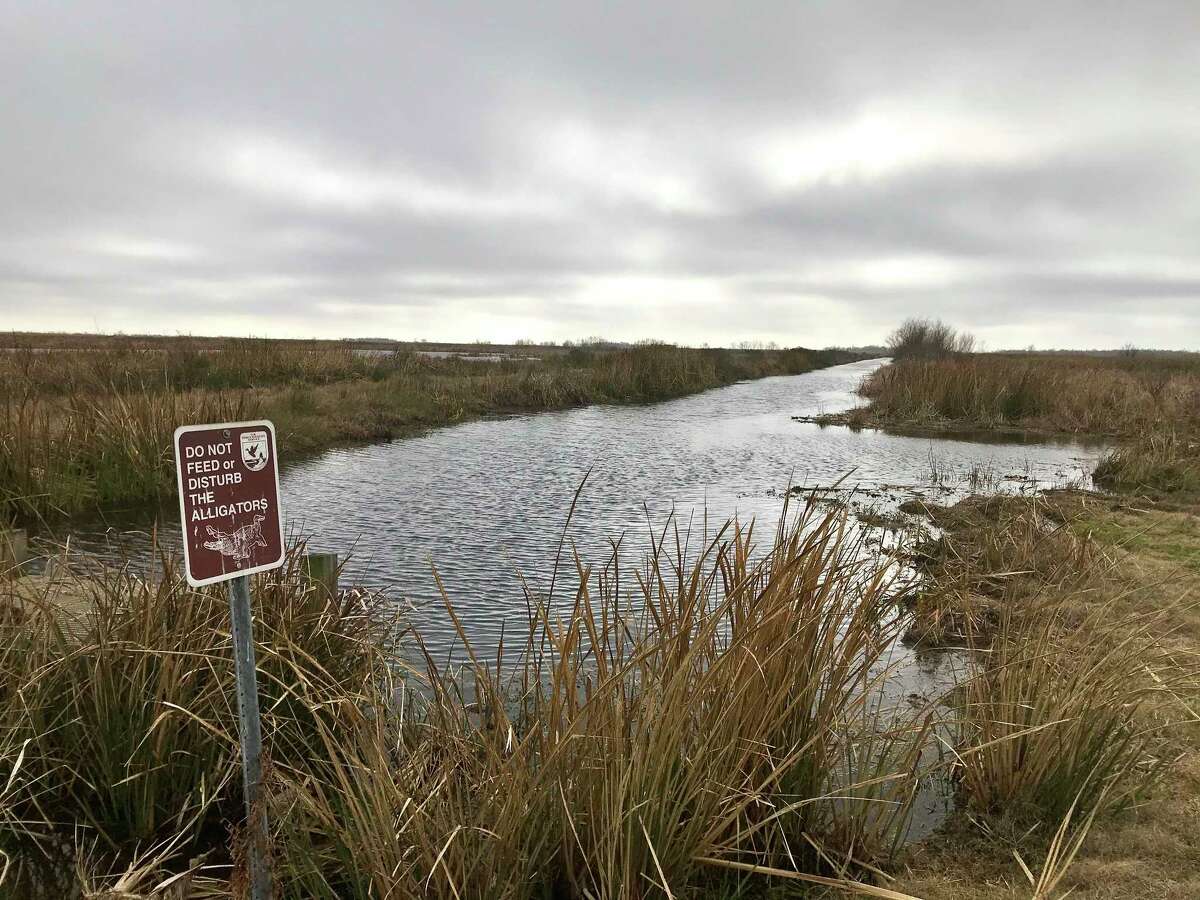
[953,596,1182,825]
[1093,429,1200,494]
[272,497,925,899]
[0,543,398,894]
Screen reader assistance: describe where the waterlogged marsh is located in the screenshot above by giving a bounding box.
[274,359,1103,651]
[61,358,1104,660]
[31,358,1115,850]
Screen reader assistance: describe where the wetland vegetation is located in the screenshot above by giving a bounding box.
[2,328,1199,899]
[3,498,931,898]
[0,335,859,524]
[808,319,1200,500]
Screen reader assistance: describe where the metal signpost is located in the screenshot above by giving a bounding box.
[174,421,285,900]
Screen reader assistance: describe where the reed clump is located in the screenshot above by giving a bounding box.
[1093,429,1200,495]
[0,544,398,895]
[889,486,1200,900]
[954,599,1179,825]
[1,341,857,523]
[900,491,1192,831]
[275,499,927,899]
[1,387,246,523]
[852,349,1200,517]
[0,501,931,899]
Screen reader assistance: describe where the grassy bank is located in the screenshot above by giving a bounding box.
[2,481,1195,897]
[1092,429,1200,496]
[896,489,1200,899]
[855,353,1200,437]
[3,488,1193,898]
[1,338,859,523]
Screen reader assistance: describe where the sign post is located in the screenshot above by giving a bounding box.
[174,421,285,900]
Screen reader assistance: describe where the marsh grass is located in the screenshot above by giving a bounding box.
[1,342,855,523]
[0,386,245,522]
[1,492,1189,898]
[903,496,1104,647]
[877,489,1200,899]
[901,493,1191,837]
[952,597,1181,825]
[0,499,934,899]
[1093,429,1200,495]
[0,542,399,895]
[1013,790,1108,900]
[273,498,929,899]
[859,353,1200,436]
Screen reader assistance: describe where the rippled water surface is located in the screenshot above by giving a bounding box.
[267,359,1094,647]
[62,359,1103,659]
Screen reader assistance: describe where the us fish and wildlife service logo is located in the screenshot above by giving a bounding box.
[240,430,270,472]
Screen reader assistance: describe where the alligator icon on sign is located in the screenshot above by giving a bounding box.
[203,515,268,562]
[241,430,269,471]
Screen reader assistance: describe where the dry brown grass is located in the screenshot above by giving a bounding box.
[1,500,933,899]
[0,543,399,897]
[858,353,1200,436]
[272,498,928,899]
[1093,430,1200,496]
[901,495,1103,647]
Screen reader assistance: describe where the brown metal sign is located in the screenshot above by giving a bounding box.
[174,420,285,587]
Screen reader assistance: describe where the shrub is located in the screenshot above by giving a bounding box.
[885,318,976,360]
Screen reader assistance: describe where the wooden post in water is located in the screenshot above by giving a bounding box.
[228,574,272,900]
[0,528,27,572]
[303,551,339,599]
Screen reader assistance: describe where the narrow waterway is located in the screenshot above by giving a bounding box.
[61,358,1103,659]
[276,358,1098,650]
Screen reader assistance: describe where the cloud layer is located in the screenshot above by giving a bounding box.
[2,2,1198,347]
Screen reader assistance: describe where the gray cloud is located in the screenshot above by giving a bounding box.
[1,1,1198,348]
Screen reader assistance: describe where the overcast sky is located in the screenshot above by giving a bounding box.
[2,2,1198,348]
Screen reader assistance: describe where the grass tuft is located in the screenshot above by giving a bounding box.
[953,599,1179,825]
[1093,430,1200,495]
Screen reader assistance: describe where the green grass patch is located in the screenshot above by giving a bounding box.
[1071,507,1200,573]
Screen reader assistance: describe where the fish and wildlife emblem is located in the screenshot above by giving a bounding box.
[241,430,269,471]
